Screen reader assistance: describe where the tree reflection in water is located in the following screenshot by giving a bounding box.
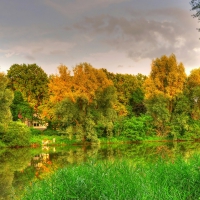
[0,142,200,199]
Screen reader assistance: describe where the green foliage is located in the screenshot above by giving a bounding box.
[2,121,31,147]
[0,140,6,148]
[7,63,49,110]
[170,114,190,140]
[120,115,155,140]
[185,120,200,140]
[113,114,155,140]
[130,87,146,116]
[102,69,147,116]
[113,116,125,137]
[145,94,170,136]
[169,94,191,140]
[65,126,74,139]
[0,89,13,124]
[0,72,13,135]
[5,61,200,142]
[53,66,117,142]
[144,54,187,137]
[0,124,5,136]
[55,96,102,142]
[11,91,33,121]
[42,129,61,136]
[30,127,42,136]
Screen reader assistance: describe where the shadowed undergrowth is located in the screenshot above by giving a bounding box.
[22,155,200,200]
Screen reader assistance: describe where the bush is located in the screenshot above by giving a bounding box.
[0,123,5,139]
[30,127,42,135]
[114,115,155,141]
[2,121,31,147]
[43,129,60,136]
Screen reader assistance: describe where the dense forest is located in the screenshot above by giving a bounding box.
[1,54,200,146]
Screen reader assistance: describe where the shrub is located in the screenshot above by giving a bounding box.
[43,129,60,136]
[30,127,42,135]
[0,123,5,139]
[114,115,155,141]
[2,121,31,147]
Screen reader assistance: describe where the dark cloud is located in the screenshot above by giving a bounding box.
[73,7,199,64]
[0,0,199,75]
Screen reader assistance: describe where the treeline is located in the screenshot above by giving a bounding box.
[1,53,200,145]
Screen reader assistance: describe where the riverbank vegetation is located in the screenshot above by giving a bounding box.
[1,141,200,200]
[1,54,200,147]
[22,154,200,200]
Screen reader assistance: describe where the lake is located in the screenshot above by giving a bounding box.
[0,141,200,200]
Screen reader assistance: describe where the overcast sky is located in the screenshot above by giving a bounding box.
[0,0,200,76]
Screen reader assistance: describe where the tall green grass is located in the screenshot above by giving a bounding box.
[23,155,200,200]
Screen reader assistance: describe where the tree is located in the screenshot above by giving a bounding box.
[144,54,187,136]
[187,67,200,91]
[170,93,191,140]
[7,64,49,111]
[144,54,186,113]
[187,68,200,119]
[10,91,33,122]
[0,72,13,134]
[102,69,147,116]
[119,115,154,141]
[191,0,200,31]
[47,63,116,142]
[145,94,170,136]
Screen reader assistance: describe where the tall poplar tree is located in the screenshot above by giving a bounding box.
[187,68,200,119]
[144,54,187,135]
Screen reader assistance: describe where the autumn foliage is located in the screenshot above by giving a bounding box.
[144,54,186,101]
[3,53,200,142]
[49,63,113,104]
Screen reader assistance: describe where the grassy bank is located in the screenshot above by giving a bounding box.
[22,155,200,200]
[30,135,78,147]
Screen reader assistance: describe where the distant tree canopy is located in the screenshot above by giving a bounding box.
[3,53,200,142]
[102,69,147,116]
[191,0,200,31]
[43,63,117,142]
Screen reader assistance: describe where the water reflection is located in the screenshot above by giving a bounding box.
[0,148,33,200]
[0,141,200,199]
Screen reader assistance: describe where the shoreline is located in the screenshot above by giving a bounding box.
[0,136,199,149]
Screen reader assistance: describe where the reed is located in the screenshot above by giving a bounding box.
[23,155,200,200]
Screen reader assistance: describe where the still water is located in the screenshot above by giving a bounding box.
[0,141,200,199]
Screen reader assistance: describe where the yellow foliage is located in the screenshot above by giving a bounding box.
[144,54,186,100]
[188,68,200,88]
[48,63,113,107]
[113,101,128,116]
